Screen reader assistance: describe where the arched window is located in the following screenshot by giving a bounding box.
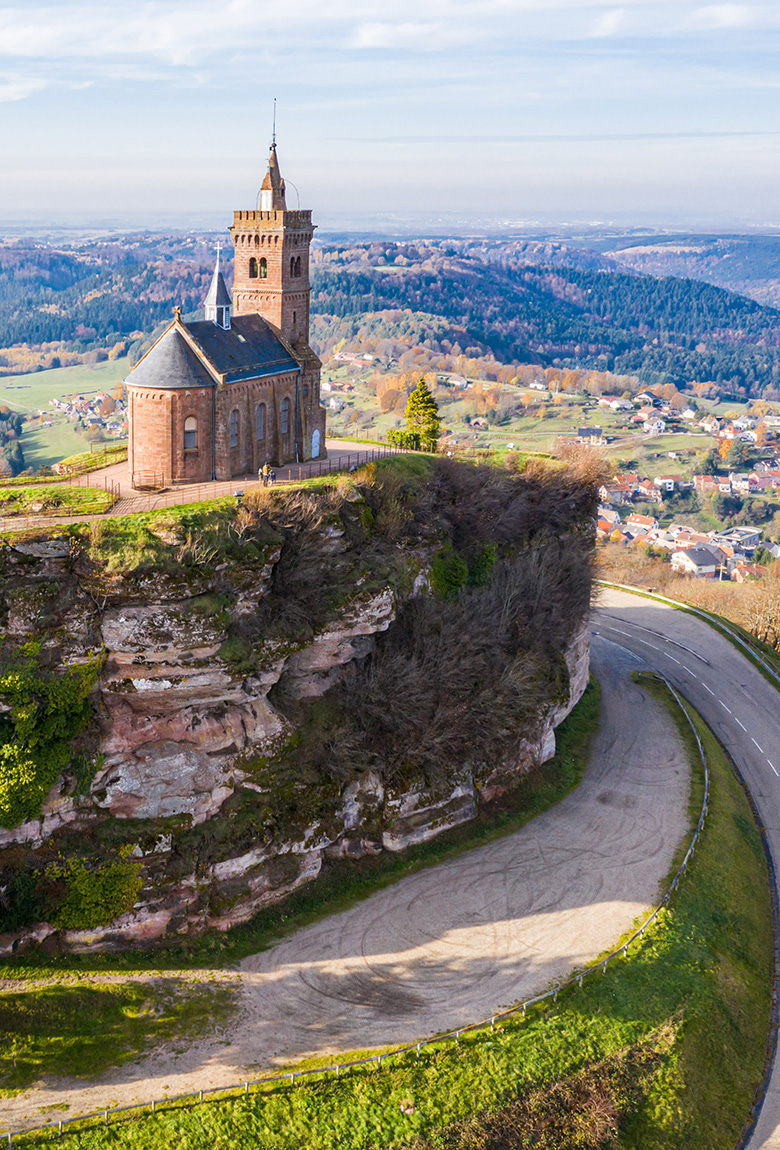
[184,415,198,450]
[281,397,290,436]
[259,257,267,279]
[230,408,239,448]
[256,403,265,441]
[249,257,258,278]
[295,256,302,277]
[290,256,295,277]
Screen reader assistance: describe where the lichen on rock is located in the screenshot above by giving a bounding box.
[0,456,596,951]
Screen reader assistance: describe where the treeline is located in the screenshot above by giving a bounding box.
[4,232,780,398]
[311,243,780,399]
[0,237,218,370]
[0,408,25,476]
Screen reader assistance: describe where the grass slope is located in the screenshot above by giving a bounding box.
[0,980,239,1097]
[8,677,774,1148]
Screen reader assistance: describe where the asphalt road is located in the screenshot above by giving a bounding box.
[594,588,780,1150]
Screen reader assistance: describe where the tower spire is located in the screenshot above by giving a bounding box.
[204,249,231,330]
[259,110,287,212]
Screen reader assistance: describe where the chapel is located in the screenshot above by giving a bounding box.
[125,143,327,487]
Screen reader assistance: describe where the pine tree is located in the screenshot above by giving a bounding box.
[404,378,441,451]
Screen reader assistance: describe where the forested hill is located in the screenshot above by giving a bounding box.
[2,233,780,398]
[312,243,780,397]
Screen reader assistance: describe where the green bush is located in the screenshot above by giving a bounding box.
[467,542,498,588]
[430,547,469,599]
[45,851,143,930]
[0,656,100,828]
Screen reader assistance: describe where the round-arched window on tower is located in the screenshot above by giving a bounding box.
[295,256,302,277]
[230,408,239,448]
[260,257,268,279]
[184,415,198,450]
[290,256,295,278]
[281,396,290,436]
[249,257,258,279]
[256,403,265,441]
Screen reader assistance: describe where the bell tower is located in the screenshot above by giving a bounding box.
[230,143,314,348]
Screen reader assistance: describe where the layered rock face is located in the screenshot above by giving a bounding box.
[0,465,593,953]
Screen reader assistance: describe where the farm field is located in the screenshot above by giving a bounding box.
[0,358,129,469]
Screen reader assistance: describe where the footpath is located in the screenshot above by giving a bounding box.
[0,440,396,534]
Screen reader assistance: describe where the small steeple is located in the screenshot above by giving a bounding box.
[260,143,287,212]
[204,246,231,330]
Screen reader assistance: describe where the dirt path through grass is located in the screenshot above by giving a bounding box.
[0,639,691,1131]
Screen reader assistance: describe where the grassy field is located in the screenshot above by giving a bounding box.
[0,360,129,414]
[0,978,239,1096]
[5,678,775,1149]
[0,485,114,518]
[0,359,129,471]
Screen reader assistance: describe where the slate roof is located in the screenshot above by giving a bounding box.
[186,314,299,382]
[125,314,300,391]
[678,546,718,568]
[204,265,231,308]
[124,327,216,390]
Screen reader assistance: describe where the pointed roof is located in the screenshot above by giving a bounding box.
[125,313,300,391]
[125,326,216,390]
[260,143,286,209]
[204,255,231,309]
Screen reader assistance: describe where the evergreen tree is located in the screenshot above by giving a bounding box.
[404,378,441,451]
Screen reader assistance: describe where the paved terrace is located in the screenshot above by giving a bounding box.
[0,440,397,532]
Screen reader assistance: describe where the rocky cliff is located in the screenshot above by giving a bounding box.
[0,456,595,953]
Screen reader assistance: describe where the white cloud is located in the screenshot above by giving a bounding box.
[349,21,472,49]
[590,7,625,36]
[0,75,46,101]
[686,4,756,29]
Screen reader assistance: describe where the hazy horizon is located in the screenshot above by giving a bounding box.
[3,1,780,227]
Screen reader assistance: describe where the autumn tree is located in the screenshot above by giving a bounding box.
[727,440,750,468]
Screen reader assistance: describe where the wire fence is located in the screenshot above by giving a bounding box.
[3,677,710,1147]
[0,447,402,533]
[117,446,403,515]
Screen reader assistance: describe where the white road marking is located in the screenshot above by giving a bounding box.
[720,701,732,714]
[607,627,633,638]
[665,653,681,665]
[769,761,778,777]
[637,639,659,650]
[702,683,715,695]
[736,718,747,731]
[753,738,764,753]
[685,669,698,680]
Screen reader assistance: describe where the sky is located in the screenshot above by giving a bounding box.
[2,0,780,229]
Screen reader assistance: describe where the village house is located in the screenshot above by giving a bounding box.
[598,481,635,506]
[671,547,719,578]
[732,562,768,583]
[637,479,663,503]
[626,512,660,532]
[654,474,683,493]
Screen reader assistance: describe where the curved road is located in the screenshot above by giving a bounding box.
[594,588,780,1150]
[1,640,690,1131]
